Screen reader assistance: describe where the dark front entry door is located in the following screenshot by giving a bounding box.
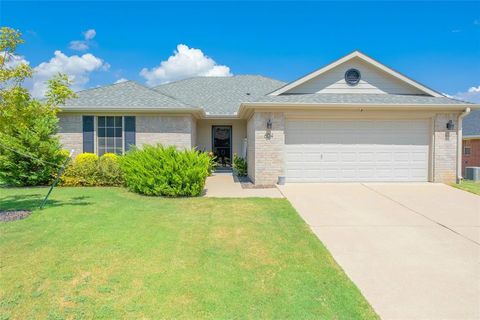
[212,126,232,167]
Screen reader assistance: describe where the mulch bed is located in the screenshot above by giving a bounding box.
[0,210,32,222]
[235,176,277,189]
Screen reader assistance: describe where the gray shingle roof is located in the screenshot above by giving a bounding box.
[61,77,473,118]
[154,75,286,115]
[464,110,480,137]
[62,81,192,109]
[254,93,470,105]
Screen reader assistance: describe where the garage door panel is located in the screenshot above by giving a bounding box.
[285,119,430,182]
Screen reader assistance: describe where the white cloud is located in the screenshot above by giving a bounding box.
[1,52,30,68]
[69,29,97,51]
[445,85,480,103]
[114,78,127,84]
[69,40,89,51]
[83,29,96,40]
[468,86,480,93]
[140,44,232,86]
[31,50,107,98]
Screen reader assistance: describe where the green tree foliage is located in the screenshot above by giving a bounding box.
[120,145,211,197]
[0,27,76,186]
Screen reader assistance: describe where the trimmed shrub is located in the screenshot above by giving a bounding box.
[97,153,124,186]
[61,153,123,186]
[120,145,210,197]
[233,153,248,177]
[62,153,98,186]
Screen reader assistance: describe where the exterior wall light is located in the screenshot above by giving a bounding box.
[266,119,272,130]
[446,120,455,130]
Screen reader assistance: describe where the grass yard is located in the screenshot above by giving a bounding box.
[452,180,480,195]
[0,187,377,319]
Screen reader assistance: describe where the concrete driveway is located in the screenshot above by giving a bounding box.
[278,183,480,320]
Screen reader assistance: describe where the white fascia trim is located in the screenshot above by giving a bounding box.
[60,107,206,117]
[237,102,473,118]
[269,51,443,97]
[201,115,240,119]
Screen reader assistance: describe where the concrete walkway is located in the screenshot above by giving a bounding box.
[204,173,283,198]
[278,183,480,320]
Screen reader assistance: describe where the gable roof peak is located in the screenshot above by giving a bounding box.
[269,51,443,97]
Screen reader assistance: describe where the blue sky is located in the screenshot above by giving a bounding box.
[2,1,480,101]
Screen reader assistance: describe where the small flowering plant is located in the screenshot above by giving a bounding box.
[207,151,217,175]
[233,153,247,177]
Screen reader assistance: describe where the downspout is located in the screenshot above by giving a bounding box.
[457,107,471,183]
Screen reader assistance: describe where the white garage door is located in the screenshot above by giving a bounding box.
[285,119,430,182]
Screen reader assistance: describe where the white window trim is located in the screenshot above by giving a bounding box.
[464,146,471,155]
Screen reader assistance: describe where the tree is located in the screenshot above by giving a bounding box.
[0,27,76,186]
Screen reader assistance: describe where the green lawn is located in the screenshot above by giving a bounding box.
[452,180,480,195]
[0,187,377,319]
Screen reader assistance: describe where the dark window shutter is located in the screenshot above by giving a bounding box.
[124,116,136,152]
[82,116,94,153]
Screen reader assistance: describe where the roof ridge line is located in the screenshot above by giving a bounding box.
[65,80,199,109]
[153,74,286,89]
[71,79,138,95]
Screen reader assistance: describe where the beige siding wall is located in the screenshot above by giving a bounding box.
[247,116,255,182]
[58,115,83,157]
[196,119,247,155]
[286,58,425,95]
[136,115,193,149]
[191,117,197,148]
[433,113,458,183]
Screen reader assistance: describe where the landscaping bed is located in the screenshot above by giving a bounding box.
[0,210,31,222]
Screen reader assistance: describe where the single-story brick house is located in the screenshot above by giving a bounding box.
[462,110,480,175]
[59,51,478,185]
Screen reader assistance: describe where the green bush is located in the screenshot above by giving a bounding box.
[120,145,210,197]
[97,153,124,186]
[206,151,217,176]
[61,153,123,186]
[233,153,248,177]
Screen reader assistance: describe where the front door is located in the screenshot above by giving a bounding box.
[212,126,232,168]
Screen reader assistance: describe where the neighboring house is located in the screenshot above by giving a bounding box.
[462,110,480,175]
[59,51,478,185]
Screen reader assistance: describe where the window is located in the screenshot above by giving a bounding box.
[97,116,123,156]
[345,68,361,86]
[464,146,471,156]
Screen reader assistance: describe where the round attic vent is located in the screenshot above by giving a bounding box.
[345,68,361,86]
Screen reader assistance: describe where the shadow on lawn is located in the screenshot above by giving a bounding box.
[0,194,92,211]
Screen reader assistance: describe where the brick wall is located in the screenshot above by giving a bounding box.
[58,115,83,157]
[136,115,194,149]
[462,139,480,176]
[433,113,458,183]
[57,114,195,158]
[250,112,285,185]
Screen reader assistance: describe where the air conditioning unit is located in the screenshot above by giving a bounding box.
[465,167,480,181]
